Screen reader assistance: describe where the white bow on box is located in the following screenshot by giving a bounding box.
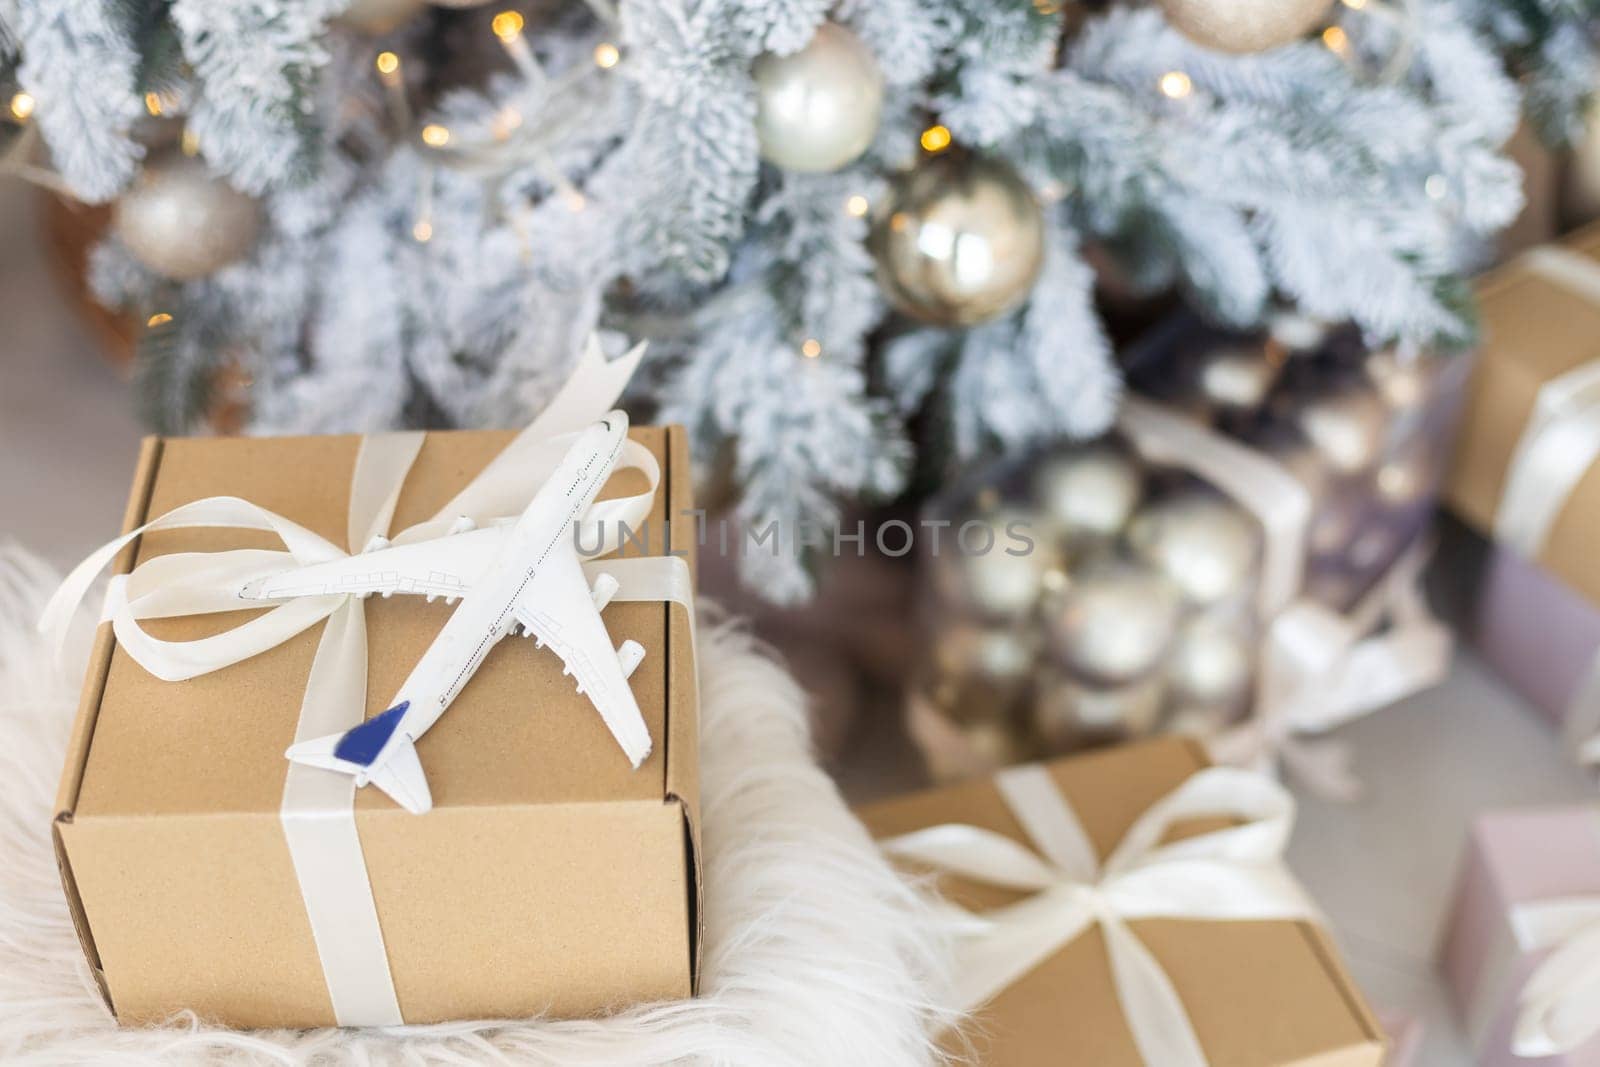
[39,336,696,1027]
[881,764,1318,1067]
[1510,896,1600,1057]
[1119,400,1452,800]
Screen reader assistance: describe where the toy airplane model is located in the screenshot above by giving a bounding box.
[237,411,650,815]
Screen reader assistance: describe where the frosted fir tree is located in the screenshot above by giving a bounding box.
[0,0,1585,598]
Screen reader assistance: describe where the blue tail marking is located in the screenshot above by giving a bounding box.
[334,702,409,767]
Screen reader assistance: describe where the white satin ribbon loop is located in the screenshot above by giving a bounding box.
[1510,896,1600,1056]
[883,766,1313,1067]
[1497,248,1600,558]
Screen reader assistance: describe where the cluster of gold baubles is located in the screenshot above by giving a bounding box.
[916,323,1444,774]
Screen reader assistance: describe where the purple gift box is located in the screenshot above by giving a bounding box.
[1440,808,1600,1066]
[1473,546,1600,737]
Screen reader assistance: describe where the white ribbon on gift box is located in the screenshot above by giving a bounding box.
[1510,895,1600,1057]
[40,338,697,1026]
[881,764,1318,1067]
[1491,246,1600,770]
[1119,399,1452,800]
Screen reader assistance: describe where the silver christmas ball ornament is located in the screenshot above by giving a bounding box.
[1161,0,1331,53]
[1033,671,1166,752]
[1033,445,1144,545]
[930,508,1056,623]
[753,22,883,174]
[334,0,426,33]
[1167,614,1254,712]
[1295,385,1390,476]
[113,155,262,281]
[870,152,1046,327]
[1127,490,1261,608]
[1044,560,1182,686]
[932,622,1039,684]
[1196,345,1280,412]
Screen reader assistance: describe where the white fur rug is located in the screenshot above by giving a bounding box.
[0,544,956,1066]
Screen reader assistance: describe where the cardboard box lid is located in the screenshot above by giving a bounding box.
[1447,221,1600,607]
[857,739,1385,1067]
[58,427,694,820]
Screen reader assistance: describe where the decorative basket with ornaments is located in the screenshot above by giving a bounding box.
[908,311,1464,792]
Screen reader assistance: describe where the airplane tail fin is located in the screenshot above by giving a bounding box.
[285,703,434,814]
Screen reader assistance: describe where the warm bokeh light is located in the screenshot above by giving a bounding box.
[421,123,450,147]
[594,42,620,69]
[9,92,35,121]
[375,51,400,76]
[920,124,952,153]
[800,339,822,359]
[146,312,173,327]
[1159,70,1193,99]
[844,194,869,217]
[492,11,525,40]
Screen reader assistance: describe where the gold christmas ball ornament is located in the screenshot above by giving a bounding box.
[333,0,426,34]
[1161,0,1331,54]
[1044,560,1182,686]
[753,22,883,174]
[870,152,1046,327]
[932,622,1039,684]
[1195,345,1281,412]
[930,508,1056,623]
[112,154,262,281]
[1365,347,1436,414]
[1166,614,1254,712]
[1295,385,1390,476]
[1033,445,1144,545]
[1127,490,1261,608]
[1033,671,1166,752]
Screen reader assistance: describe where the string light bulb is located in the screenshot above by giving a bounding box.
[144,92,164,116]
[491,10,524,40]
[412,219,433,242]
[375,51,400,76]
[920,124,952,153]
[593,42,620,69]
[844,194,869,217]
[1321,25,1350,54]
[1159,70,1193,99]
[421,123,450,147]
[1342,0,1368,8]
[9,92,34,121]
[146,312,173,327]
[800,338,822,359]
[180,127,200,156]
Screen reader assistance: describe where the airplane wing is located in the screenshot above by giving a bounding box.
[238,525,507,602]
[511,548,653,767]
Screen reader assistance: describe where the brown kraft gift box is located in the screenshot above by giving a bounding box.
[1446,220,1600,606]
[53,426,701,1029]
[857,738,1384,1067]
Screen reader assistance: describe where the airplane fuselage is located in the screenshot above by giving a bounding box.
[359,417,627,780]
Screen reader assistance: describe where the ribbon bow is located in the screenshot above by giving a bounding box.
[882,765,1316,1067]
[1511,896,1600,1057]
[1211,543,1453,800]
[40,337,655,679]
[1119,399,1451,800]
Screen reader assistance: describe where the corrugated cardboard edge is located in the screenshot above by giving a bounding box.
[662,425,704,991]
[53,434,164,1015]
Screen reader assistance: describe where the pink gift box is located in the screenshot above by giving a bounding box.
[1377,1011,1425,1067]
[1472,545,1600,735]
[1440,808,1600,1066]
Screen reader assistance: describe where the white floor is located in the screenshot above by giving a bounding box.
[3,180,1593,1066]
